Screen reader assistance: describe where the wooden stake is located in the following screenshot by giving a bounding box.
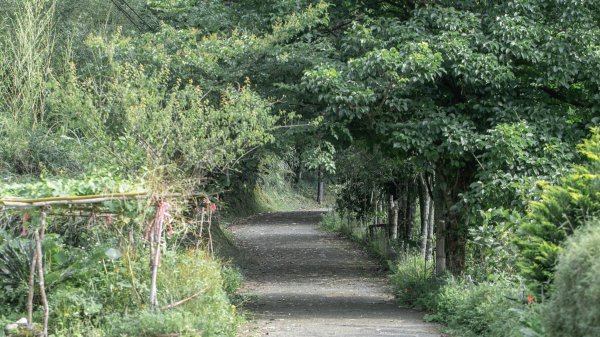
[27,243,37,328]
[34,208,49,336]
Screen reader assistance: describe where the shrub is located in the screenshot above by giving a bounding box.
[545,220,600,337]
[104,309,201,337]
[221,264,243,296]
[0,235,33,310]
[155,250,240,336]
[425,277,528,337]
[389,254,536,337]
[515,129,600,288]
[320,211,342,232]
[389,253,437,310]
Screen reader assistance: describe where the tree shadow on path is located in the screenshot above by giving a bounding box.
[230,210,441,337]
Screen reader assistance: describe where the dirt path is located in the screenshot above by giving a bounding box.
[229,210,441,337]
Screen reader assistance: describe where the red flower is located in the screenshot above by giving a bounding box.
[527,294,535,304]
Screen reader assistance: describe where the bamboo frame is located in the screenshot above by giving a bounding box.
[0,191,216,335]
[0,192,208,208]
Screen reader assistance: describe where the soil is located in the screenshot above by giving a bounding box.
[229,210,442,337]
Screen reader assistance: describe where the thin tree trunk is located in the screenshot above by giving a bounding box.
[419,175,430,259]
[207,205,213,254]
[388,194,398,239]
[406,181,416,241]
[377,197,384,226]
[426,196,435,261]
[397,184,407,240]
[316,166,324,204]
[373,192,379,225]
[434,180,446,277]
[149,204,165,310]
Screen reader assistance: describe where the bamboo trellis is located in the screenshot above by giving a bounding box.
[0,191,216,337]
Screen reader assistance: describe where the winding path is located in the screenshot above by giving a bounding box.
[230,210,441,337]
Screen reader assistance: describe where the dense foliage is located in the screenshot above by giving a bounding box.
[516,129,600,289]
[546,220,600,337]
[1,0,599,336]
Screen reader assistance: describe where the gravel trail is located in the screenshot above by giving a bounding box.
[230,210,441,337]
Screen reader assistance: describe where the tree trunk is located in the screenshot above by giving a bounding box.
[293,161,303,185]
[405,181,416,241]
[397,183,407,240]
[388,194,398,239]
[419,174,430,259]
[316,166,324,204]
[434,183,446,277]
[426,197,434,261]
[434,164,476,275]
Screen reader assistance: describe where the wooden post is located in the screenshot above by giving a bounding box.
[27,241,37,328]
[34,229,49,337]
[35,208,49,337]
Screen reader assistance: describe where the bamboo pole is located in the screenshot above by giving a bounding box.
[163,287,208,310]
[26,243,37,328]
[35,208,49,337]
[34,229,49,337]
[0,192,208,208]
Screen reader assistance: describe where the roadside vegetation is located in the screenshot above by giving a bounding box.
[1,0,599,336]
[321,121,600,337]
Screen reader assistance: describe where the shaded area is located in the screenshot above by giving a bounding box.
[230,210,441,337]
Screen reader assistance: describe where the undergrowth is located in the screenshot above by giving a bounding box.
[0,229,243,337]
[223,155,323,217]
[320,210,397,264]
[319,210,546,337]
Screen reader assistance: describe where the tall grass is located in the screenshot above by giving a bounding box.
[0,0,68,175]
[320,210,399,261]
[1,0,55,127]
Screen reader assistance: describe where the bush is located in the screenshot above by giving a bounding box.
[427,277,527,337]
[155,250,240,337]
[320,211,343,232]
[0,234,33,311]
[221,264,243,296]
[515,129,600,288]
[389,253,437,310]
[545,220,600,337]
[389,253,538,337]
[430,279,520,337]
